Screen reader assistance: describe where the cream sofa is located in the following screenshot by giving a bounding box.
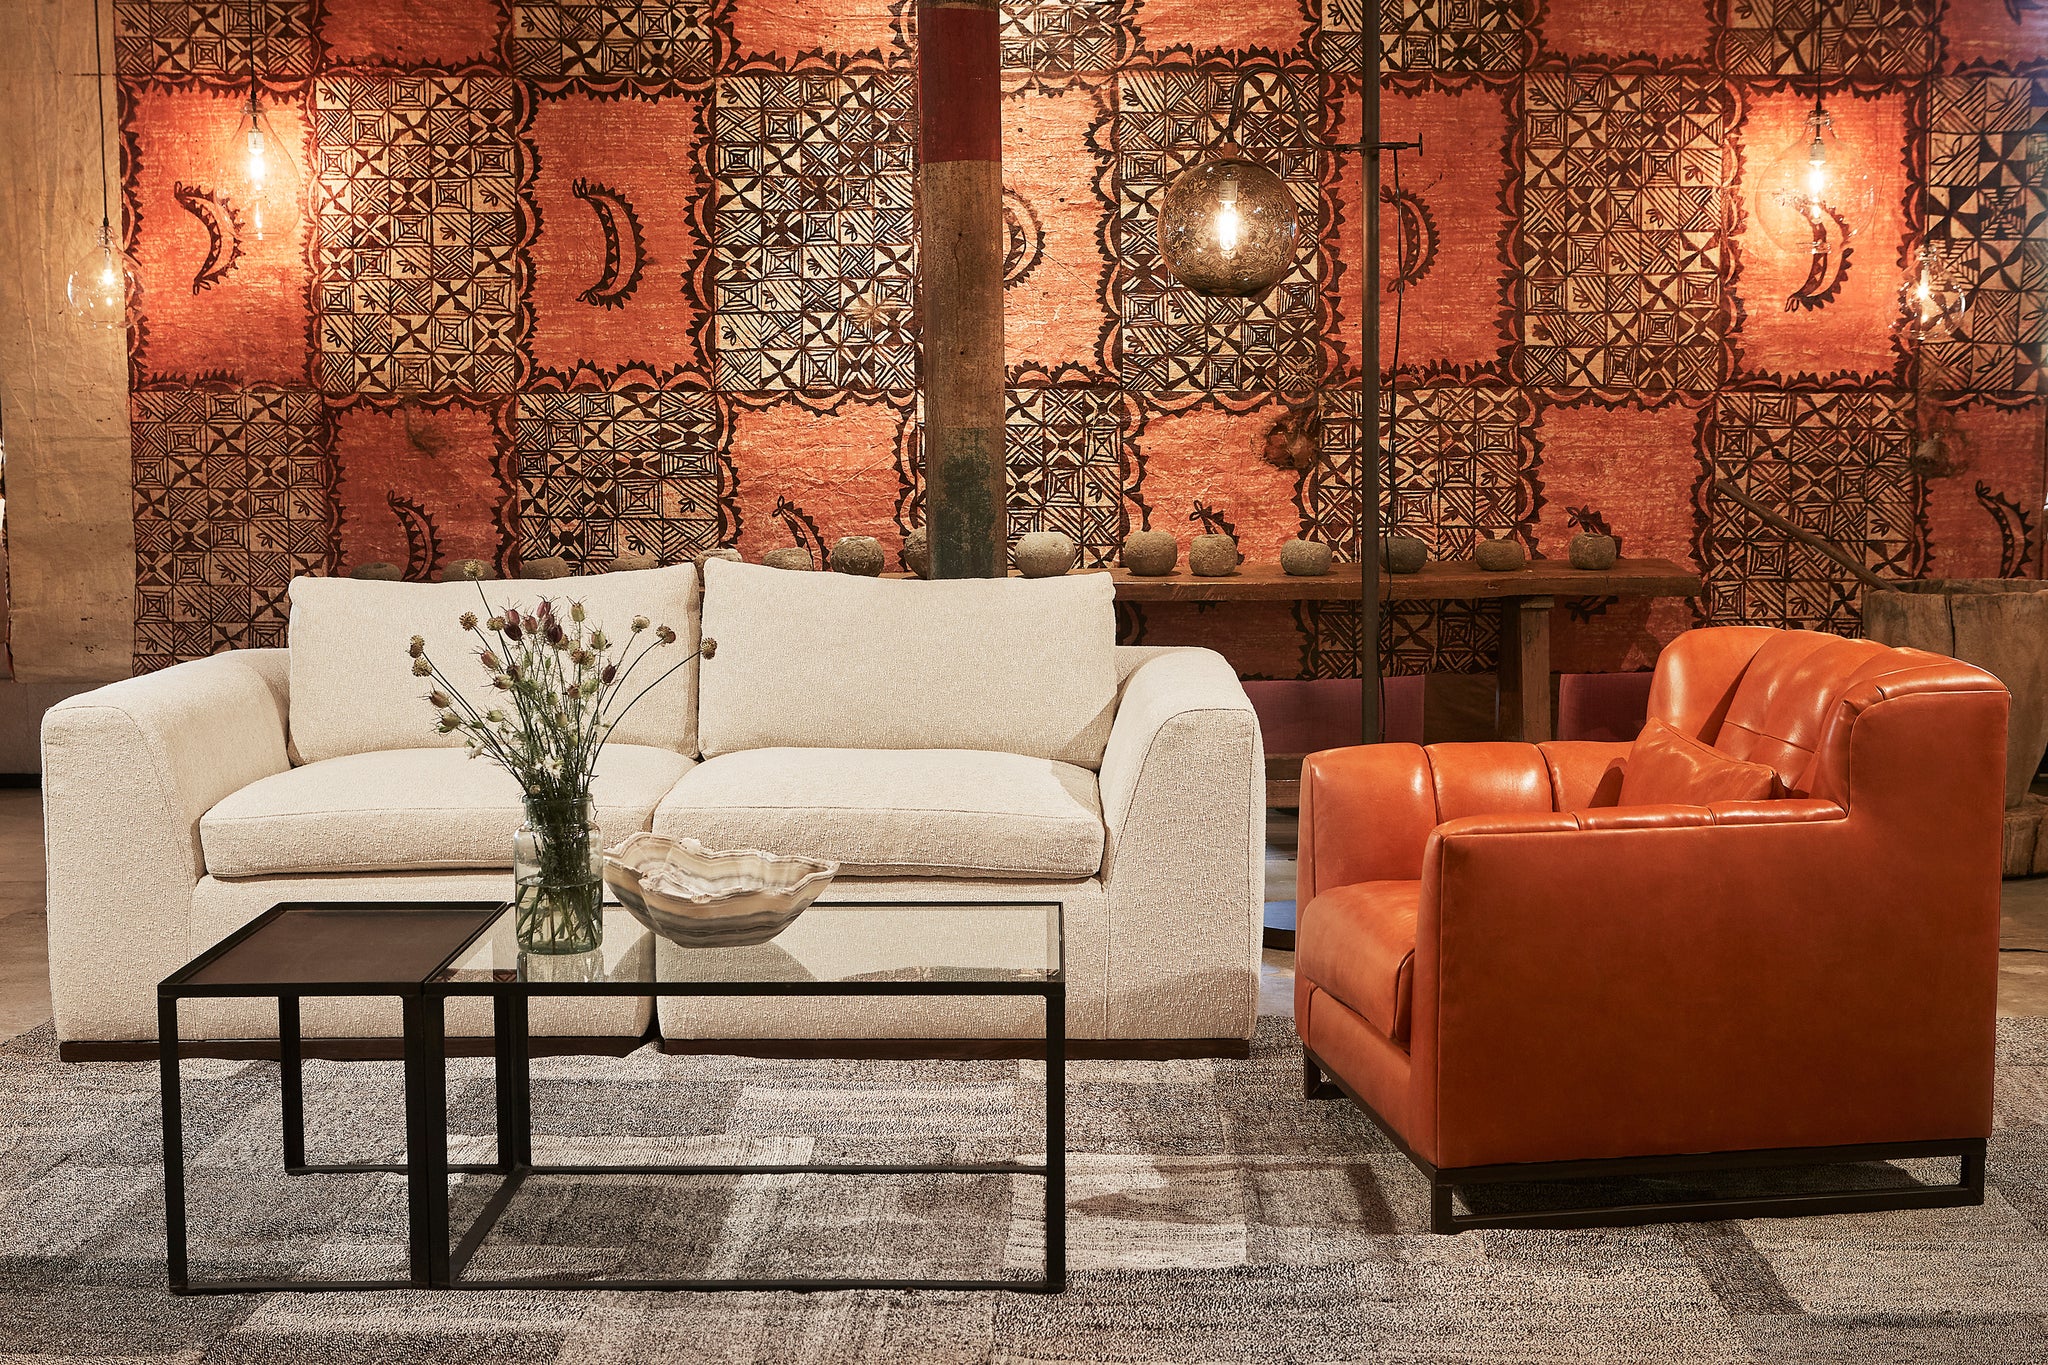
[42,559,1265,1054]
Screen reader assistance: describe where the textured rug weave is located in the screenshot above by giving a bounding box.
[7,1018,2048,1363]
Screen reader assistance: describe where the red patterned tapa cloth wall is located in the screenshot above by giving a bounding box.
[116,1,2046,678]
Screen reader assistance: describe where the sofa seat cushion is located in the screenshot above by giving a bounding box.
[652,748,1105,879]
[200,745,693,877]
[1299,880,1421,1045]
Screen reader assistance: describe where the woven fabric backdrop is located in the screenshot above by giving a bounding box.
[114,0,2046,678]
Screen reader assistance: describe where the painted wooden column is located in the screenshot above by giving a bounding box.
[916,0,1006,578]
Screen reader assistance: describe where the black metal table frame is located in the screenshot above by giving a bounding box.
[160,899,1066,1295]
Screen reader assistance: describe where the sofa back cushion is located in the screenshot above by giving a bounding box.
[288,566,701,763]
[1710,631,1911,793]
[696,559,1119,766]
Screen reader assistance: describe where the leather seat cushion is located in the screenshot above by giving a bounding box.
[200,745,693,877]
[1299,880,1421,1044]
[653,748,1105,879]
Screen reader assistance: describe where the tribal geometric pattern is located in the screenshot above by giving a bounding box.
[710,71,917,394]
[311,74,526,400]
[1111,66,1326,395]
[113,0,314,85]
[1004,383,1135,566]
[1922,72,2048,394]
[1515,68,1734,398]
[130,387,335,672]
[1717,0,1940,82]
[1299,385,1540,559]
[513,389,736,566]
[104,1,2045,679]
[509,2,726,88]
[1002,0,1128,75]
[1698,388,1922,633]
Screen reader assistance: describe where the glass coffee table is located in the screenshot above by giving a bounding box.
[159,898,1065,1294]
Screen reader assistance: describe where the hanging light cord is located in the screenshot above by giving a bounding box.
[91,0,111,233]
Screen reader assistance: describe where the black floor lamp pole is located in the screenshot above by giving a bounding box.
[1359,31,1383,746]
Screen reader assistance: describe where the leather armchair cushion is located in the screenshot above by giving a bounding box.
[1298,880,1420,1044]
[1619,717,1778,806]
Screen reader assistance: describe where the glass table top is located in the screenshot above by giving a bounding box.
[431,901,1063,990]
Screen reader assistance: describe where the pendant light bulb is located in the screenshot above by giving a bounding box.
[1900,245,1970,342]
[1756,106,1872,256]
[224,92,302,243]
[65,221,140,330]
[1214,170,1243,257]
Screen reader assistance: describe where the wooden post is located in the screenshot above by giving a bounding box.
[916,0,1006,578]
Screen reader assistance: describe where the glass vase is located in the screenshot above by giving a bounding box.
[514,793,602,955]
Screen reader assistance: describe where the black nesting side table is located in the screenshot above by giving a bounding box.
[157,900,512,1294]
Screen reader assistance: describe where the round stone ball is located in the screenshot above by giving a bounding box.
[1381,536,1428,575]
[350,561,403,581]
[1474,538,1526,572]
[1569,533,1618,571]
[1189,533,1240,577]
[694,547,743,569]
[1014,531,1077,578]
[1120,530,1179,577]
[829,536,885,576]
[607,551,659,573]
[902,527,931,578]
[762,546,815,571]
[1280,538,1334,577]
[518,555,574,580]
[443,558,495,581]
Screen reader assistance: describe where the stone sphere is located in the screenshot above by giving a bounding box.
[443,558,495,581]
[1569,533,1618,571]
[902,527,931,578]
[694,548,743,569]
[608,551,659,573]
[1382,536,1428,575]
[829,536,885,576]
[762,546,814,571]
[350,561,403,581]
[518,555,574,580]
[1474,538,1526,572]
[1280,538,1334,577]
[1189,533,1240,577]
[1121,529,1179,577]
[1014,531,1077,578]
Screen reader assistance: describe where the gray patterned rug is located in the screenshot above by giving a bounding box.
[7,1017,2048,1363]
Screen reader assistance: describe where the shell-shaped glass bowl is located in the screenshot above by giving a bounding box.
[602,831,838,949]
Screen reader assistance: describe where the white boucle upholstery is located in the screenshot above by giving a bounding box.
[695,559,1118,766]
[652,748,1103,878]
[42,650,293,1042]
[200,745,692,877]
[1097,648,1265,1039]
[286,566,702,764]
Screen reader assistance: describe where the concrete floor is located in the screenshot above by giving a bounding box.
[1,791,2045,1041]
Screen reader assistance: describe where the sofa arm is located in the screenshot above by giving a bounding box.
[1098,647,1263,1039]
[41,649,291,1042]
[1410,799,1998,1170]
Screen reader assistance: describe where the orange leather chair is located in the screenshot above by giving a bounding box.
[1296,627,2008,1232]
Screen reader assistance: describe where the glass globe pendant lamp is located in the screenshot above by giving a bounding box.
[1157,142,1298,299]
[1755,102,1875,255]
[66,220,142,330]
[1901,245,1970,342]
[221,89,302,243]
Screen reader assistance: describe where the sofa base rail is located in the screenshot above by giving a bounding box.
[64,1034,1251,1063]
[1302,1048,1987,1234]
